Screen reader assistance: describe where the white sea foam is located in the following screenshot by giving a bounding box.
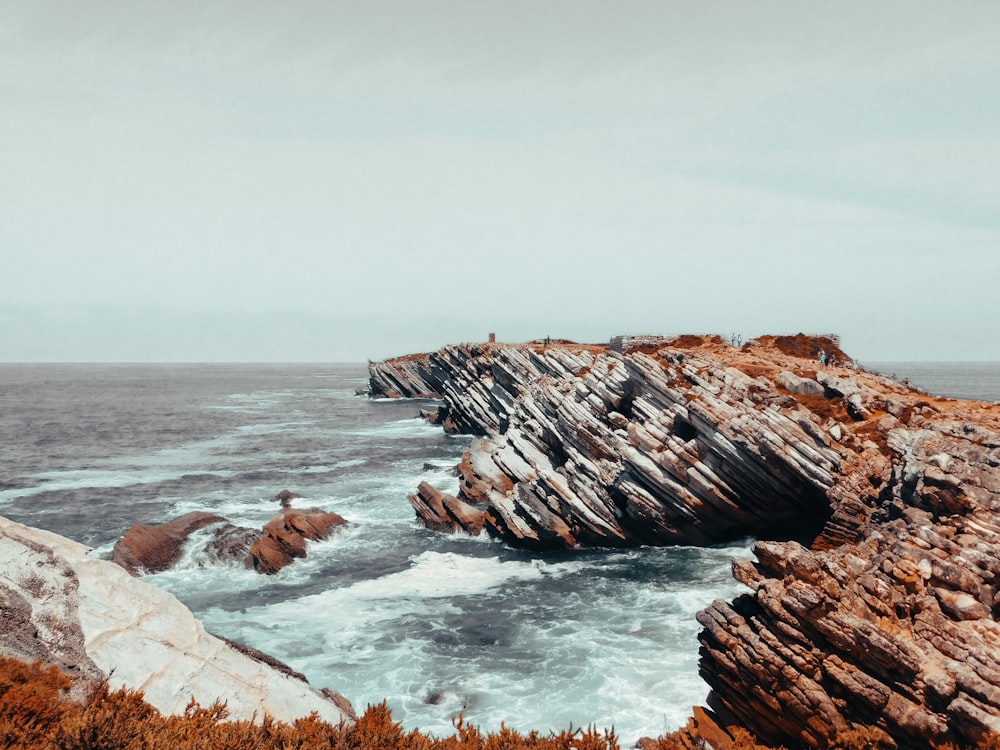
[0,467,237,504]
[183,543,750,742]
[345,417,447,439]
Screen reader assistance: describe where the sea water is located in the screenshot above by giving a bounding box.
[1,361,997,741]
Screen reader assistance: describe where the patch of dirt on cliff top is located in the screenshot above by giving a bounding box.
[753,333,850,363]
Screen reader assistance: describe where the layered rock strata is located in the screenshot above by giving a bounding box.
[371,335,1000,748]
[0,515,354,724]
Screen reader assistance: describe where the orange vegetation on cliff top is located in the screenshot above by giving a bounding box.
[4,655,999,750]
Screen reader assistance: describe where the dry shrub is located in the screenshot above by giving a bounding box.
[726,727,786,749]
[0,655,625,750]
[52,681,157,749]
[789,391,850,423]
[0,657,77,748]
[18,655,1000,750]
[827,726,893,749]
[669,336,709,350]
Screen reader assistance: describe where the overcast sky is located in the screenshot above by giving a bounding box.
[2,1,998,362]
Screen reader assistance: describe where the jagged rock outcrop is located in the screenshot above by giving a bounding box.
[247,507,348,575]
[408,481,487,535]
[113,511,259,575]
[0,515,354,724]
[112,496,348,577]
[372,334,1000,748]
[368,352,446,399]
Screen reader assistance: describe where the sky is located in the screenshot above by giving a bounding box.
[1,1,998,362]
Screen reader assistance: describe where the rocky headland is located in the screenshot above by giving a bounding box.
[369,334,1000,749]
[0,515,354,725]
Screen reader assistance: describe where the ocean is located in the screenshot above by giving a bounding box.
[1,361,997,741]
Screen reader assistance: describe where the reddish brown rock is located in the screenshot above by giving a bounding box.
[408,481,486,535]
[274,489,302,508]
[112,511,256,575]
[246,507,347,575]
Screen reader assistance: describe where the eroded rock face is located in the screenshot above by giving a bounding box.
[371,334,1000,748]
[0,515,354,724]
[368,351,446,399]
[247,507,348,575]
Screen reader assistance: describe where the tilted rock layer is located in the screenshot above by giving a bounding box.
[0,515,354,725]
[370,335,1000,748]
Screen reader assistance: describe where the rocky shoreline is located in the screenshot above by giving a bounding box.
[0,514,355,725]
[369,334,1000,749]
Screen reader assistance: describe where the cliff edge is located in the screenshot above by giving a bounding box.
[370,335,1000,749]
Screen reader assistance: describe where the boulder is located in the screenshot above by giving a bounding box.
[112,511,258,575]
[776,370,826,396]
[246,507,348,575]
[408,481,486,534]
[274,489,302,508]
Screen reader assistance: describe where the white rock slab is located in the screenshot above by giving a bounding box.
[0,516,352,725]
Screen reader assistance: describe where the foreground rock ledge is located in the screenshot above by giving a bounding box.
[0,515,354,725]
[370,335,1000,749]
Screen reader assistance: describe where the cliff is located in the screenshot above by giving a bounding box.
[0,515,354,725]
[370,335,1000,748]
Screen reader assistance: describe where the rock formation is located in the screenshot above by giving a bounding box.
[247,507,348,575]
[113,511,259,575]
[112,494,348,577]
[371,334,1000,748]
[409,480,487,535]
[0,515,354,725]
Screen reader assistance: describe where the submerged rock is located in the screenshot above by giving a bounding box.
[371,334,1000,748]
[0,515,354,724]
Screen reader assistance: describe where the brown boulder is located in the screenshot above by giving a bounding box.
[408,481,487,535]
[246,507,348,575]
[112,511,249,575]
